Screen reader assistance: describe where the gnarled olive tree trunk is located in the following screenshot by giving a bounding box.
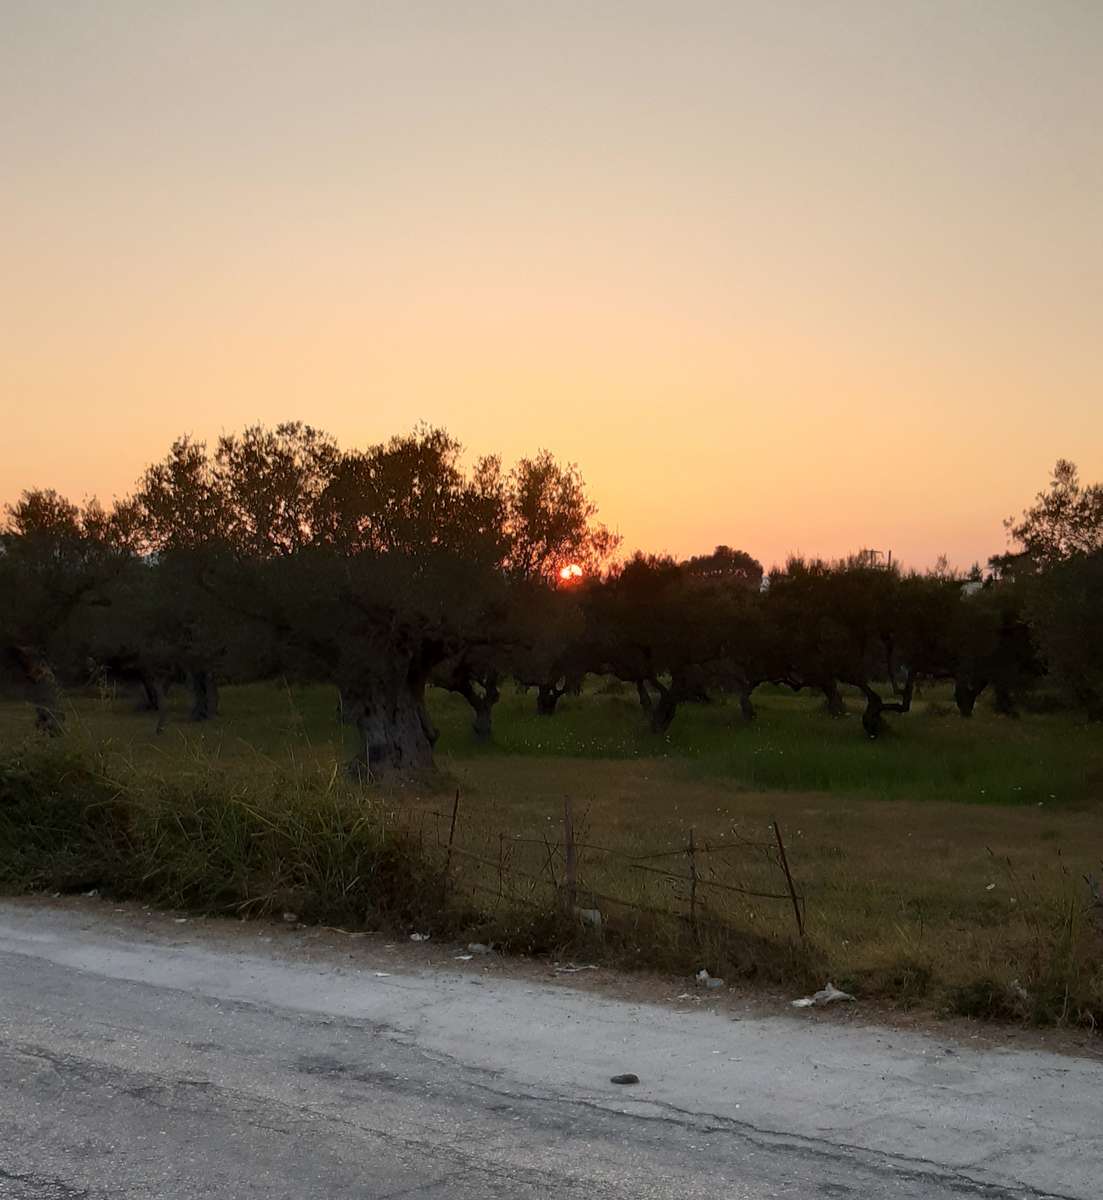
[189,670,219,721]
[992,680,1019,718]
[464,671,499,742]
[650,692,679,734]
[642,678,679,734]
[138,670,163,714]
[440,664,500,742]
[11,646,65,736]
[137,670,169,733]
[854,671,915,738]
[536,679,566,716]
[346,658,439,779]
[953,676,987,718]
[821,680,847,717]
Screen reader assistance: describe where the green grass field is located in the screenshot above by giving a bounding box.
[2,678,1101,1027]
[5,677,1098,806]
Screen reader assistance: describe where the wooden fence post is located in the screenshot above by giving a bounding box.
[443,788,460,899]
[772,818,804,939]
[563,795,577,912]
[687,827,699,938]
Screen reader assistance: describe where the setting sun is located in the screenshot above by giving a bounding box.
[2,7,1102,1189]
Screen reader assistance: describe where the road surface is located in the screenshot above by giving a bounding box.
[0,900,1099,1198]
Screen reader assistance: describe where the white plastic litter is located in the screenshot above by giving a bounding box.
[454,954,474,961]
[575,908,603,928]
[409,932,431,942]
[792,981,855,1008]
[695,969,725,989]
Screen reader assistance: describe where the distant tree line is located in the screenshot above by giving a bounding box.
[1,428,1100,775]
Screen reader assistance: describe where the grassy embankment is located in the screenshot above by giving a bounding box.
[1,679,1100,1027]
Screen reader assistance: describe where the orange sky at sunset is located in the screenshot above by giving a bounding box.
[2,1,1100,571]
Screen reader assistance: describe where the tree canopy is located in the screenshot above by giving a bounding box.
[2,445,1100,773]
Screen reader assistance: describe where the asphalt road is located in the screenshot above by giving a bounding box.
[0,901,1099,1199]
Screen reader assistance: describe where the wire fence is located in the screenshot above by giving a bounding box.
[419,790,806,942]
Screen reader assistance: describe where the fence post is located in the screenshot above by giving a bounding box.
[772,818,804,939]
[687,827,699,938]
[563,795,577,912]
[443,788,460,899]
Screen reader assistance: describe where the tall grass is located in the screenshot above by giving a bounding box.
[1,680,1101,1030]
[3,735,1101,1030]
[0,739,445,929]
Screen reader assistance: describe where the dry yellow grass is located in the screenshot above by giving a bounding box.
[417,756,1102,1020]
[2,682,1100,1024]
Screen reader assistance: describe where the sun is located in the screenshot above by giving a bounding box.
[558,563,584,582]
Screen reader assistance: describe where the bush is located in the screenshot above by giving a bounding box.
[0,741,448,930]
[0,743,130,892]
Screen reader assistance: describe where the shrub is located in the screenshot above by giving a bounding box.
[0,743,130,892]
[0,741,448,930]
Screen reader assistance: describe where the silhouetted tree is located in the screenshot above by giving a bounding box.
[0,490,134,733]
[1027,550,1103,719]
[504,451,619,582]
[587,555,730,735]
[940,579,1040,718]
[133,437,237,721]
[17,421,1096,761]
[683,545,764,592]
[1002,459,1103,569]
[218,428,515,774]
[766,558,916,737]
[512,583,589,716]
[432,451,617,737]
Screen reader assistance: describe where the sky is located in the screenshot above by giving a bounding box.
[2,0,1100,571]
